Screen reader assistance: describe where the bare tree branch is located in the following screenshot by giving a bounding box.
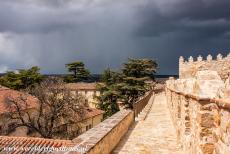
[4,78,86,139]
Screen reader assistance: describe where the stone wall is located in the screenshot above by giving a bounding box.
[133,90,153,117]
[71,90,153,154]
[166,77,230,154]
[179,53,230,80]
[71,110,134,154]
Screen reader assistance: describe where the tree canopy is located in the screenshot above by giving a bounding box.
[119,58,158,108]
[65,61,90,82]
[0,66,43,90]
[96,68,121,118]
[122,58,158,79]
[97,58,158,117]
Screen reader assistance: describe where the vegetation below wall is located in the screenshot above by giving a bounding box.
[96,58,157,118]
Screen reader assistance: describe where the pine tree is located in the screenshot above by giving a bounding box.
[96,68,121,118]
[19,66,43,88]
[119,58,158,108]
[0,66,43,90]
[97,58,157,117]
[65,61,90,82]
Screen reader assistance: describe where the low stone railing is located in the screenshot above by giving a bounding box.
[72,90,153,154]
[133,90,153,118]
[166,86,230,154]
[72,110,134,154]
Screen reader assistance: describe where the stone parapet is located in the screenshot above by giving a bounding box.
[166,82,230,154]
[71,110,134,154]
[133,90,153,118]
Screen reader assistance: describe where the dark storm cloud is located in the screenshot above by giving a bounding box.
[134,0,230,73]
[0,1,80,33]
[136,0,230,38]
[0,0,230,74]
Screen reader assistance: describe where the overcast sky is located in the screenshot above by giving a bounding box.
[0,0,230,74]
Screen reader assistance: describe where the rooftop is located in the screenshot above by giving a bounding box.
[0,136,75,153]
[83,108,104,121]
[65,82,98,91]
[72,108,104,123]
[0,86,38,115]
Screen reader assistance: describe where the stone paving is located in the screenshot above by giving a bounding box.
[113,92,182,154]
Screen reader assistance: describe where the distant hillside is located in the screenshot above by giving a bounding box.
[43,74,102,82]
[0,73,178,82]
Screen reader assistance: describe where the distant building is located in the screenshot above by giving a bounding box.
[0,86,104,138]
[64,82,101,108]
[53,107,104,138]
[78,108,104,133]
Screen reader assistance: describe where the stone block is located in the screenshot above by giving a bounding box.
[200,127,212,137]
[198,112,215,128]
[200,143,215,154]
[219,110,230,145]
[215,140,230,154]
[193,79,224,98]
[196,70,221,80]
[202,103,219,111]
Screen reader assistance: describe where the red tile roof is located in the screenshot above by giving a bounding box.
[0,86,38,114]
[83,108,104,121]
[70,108,104,124]
[0,136,75,154]
[0,108,104,154]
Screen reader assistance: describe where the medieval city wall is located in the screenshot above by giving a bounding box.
[166,54,230,153]
[179,53,230,80]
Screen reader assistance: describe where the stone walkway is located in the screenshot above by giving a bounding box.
[113,92,182,154]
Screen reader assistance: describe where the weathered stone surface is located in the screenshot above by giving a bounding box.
[198,112,216,128]
[193,71,224,98]
[200,127,212,137]
[200,143,215,154]
[71,110,134,154]
[202,103,219,111]
[196,70,221,80]
[113,93,182,154]
[167,54,230,154]
[219,110,230,145]
[216,140,230,154]
[166,82,230,154]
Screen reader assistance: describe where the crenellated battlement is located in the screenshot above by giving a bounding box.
[179,53,230,80]
[179,53,230,64]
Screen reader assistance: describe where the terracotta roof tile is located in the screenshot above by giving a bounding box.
[72,108,104,123]
[83,108,104,120]
[0,136,74,154]
[0,86,38,114]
